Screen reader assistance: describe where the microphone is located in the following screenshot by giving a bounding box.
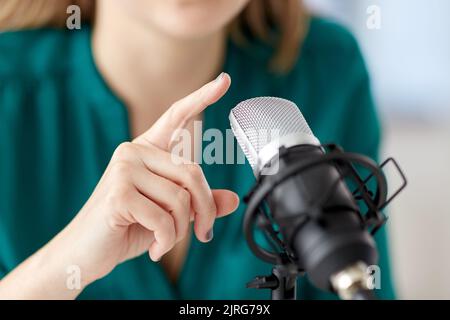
[229,97,406,300]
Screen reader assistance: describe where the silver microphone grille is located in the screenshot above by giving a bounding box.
[229,97,319,174]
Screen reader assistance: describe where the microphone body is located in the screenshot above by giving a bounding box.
[265,144,377,292]
[229,97,393,299]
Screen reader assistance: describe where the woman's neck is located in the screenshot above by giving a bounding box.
[92,2,227,127]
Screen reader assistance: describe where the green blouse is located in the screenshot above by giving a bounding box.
[0,18,395,299]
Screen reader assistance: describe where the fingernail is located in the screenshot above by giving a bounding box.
[206,228,214,242]
[215,72,225,82]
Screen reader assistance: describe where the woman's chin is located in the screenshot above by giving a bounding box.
[147,1,243,40]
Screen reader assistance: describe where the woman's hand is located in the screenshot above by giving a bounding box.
[0,73,239,299]
[69,72,238,282]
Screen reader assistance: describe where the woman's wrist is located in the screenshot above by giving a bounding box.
[0,215,96,300]
[26,238,88,299]
[0,243,85,299]
[41,212,103,291]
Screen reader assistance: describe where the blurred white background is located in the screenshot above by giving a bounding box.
[304,0,450,299]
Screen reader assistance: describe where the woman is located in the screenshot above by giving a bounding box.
[0,0,395,299]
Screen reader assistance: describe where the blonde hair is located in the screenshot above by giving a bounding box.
[0,0,309,73]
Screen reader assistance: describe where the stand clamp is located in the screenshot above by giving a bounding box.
[247,263,302,300]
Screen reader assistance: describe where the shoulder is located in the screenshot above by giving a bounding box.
[283,17,371,98]
[297,17,369,83]
[303,17,361,55]
[276,18,379,150]
[0,28,81,82]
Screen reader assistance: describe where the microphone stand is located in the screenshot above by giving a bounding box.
[247,259,301,300]
[247,260,378,300]
[242,146,407,301]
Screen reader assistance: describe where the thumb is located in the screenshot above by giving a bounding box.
[212,189,240,218]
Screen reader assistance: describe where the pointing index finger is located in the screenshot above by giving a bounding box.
[135,72,231,150]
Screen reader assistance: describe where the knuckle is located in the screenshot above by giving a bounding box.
[168,102,184,124]
[110,160,132,178]
[196,90,208,107]
[175,188,191,208]
[113,142,135,160]
[184,163,203,182]
[157,212,174,231]
[160,215,176,243]
[106,184,133,209]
